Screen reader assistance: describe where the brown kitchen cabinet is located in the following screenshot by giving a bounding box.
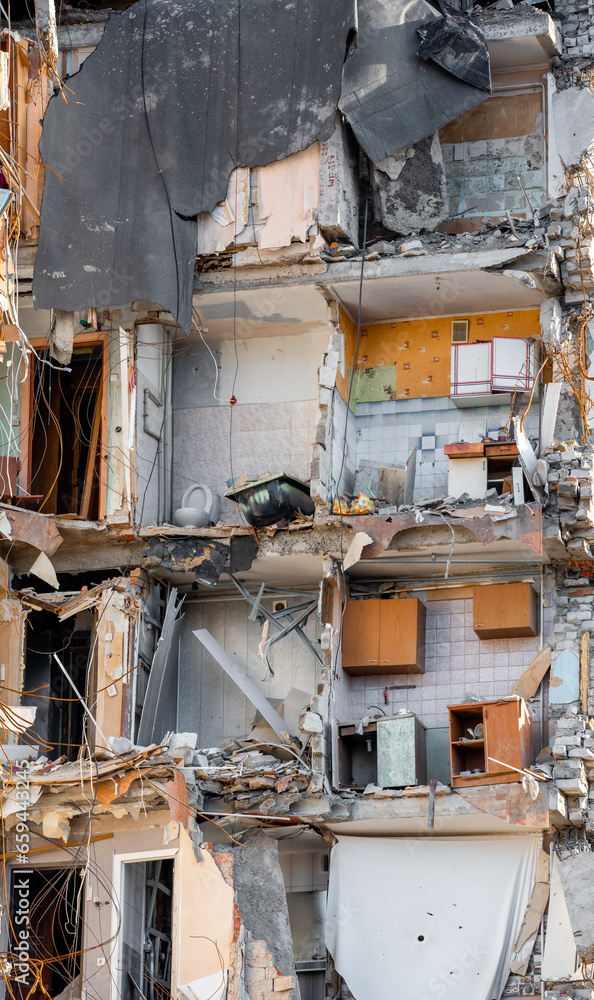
[472,582,537,640]
[448,698,533,787]
[341,597,425,676]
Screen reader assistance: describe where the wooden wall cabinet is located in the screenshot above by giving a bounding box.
[448,698,532,788]
[341,598,425,676]
[473,582,537,640]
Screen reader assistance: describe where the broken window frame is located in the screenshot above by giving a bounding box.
[111,847,178,1000]
[19,331,109,518]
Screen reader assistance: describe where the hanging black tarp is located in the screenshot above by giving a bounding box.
[417,8,491,92]
[338,0,491,164]
[32,0,491,334]
[33,0,357,334]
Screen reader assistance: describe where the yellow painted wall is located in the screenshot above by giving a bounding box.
[338,308,540,401]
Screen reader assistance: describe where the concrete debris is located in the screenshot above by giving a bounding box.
[49,309,75,366]
[372,134,448,236]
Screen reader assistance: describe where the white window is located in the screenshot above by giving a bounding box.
[450,342,491,397]
[491,337,535,392]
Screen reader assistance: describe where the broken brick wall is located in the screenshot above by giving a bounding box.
[215,830,301,1000]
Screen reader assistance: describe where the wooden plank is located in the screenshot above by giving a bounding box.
[439,92,542,144]
[339,721,378,737]
[0,832,113,861]
[444,442,484,459]
[426,587,473,602]
[511,645,551,701]
[581,631,590,716]
[79,381,102,519]
[118,326,132,506]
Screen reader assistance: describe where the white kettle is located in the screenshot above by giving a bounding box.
[173,483,220,528]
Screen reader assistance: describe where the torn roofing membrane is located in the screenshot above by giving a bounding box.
[33,0,490,334]
[339,0,491,164]
[34,0,356,333]
[417,7,491,92]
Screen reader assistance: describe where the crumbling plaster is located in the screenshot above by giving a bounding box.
[230,830,300,1000]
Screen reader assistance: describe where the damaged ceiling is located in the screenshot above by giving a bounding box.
[326,252,549,324]
[33,0,491,333]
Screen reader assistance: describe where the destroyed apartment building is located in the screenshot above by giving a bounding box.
[2,0,594,997]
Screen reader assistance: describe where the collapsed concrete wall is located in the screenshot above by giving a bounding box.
[231,830,300,1000]
[372,134,448,235]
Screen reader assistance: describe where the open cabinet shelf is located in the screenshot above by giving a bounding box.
[448,698,532,788]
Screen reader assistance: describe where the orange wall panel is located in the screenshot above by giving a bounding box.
[439,92,542,144]
[338,308,540,401]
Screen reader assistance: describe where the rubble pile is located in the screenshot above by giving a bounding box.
[0,737,315,831]
[319,190,577,266]
[545,991,594,1000]
[321,216,548,262]
[546,441,594,553]
[546,716,594,826]
[195,745,312,812]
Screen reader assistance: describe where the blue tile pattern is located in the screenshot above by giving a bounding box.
[352,394,540,501]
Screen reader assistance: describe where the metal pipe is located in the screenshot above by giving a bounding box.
[53,653,111,749]
[163,331,173,525]
[354,556,543,565]
[197,811,302,824]
[345,570,539,591]
[183,590,318,603]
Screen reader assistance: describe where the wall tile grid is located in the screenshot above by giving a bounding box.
[172,399,318,522]
[438,90,546,223]
[332,390,357,495]
[344,594,554,736]
[354,395,540,502]
[441,141,545,221]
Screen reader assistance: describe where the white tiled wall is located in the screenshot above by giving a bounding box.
[172,399,318,522]
[354,395,540,501]
[338,591,554,734]
[332,390,357,496]
[441,126,546,223]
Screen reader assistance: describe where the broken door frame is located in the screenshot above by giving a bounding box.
[110,847,179,1000]
[19,331,109,517]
